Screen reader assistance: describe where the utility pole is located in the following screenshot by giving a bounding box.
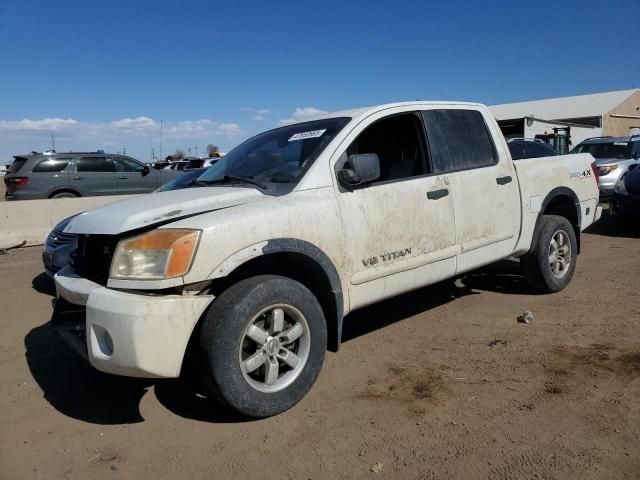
[195,144,198,157]
[51,131,56,151]
[159,120,163,159]
[123,147,126,155]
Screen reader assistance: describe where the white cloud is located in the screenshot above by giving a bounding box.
[0,116,245,162]
[110,116,157,130]
[278,107,327,126]
[217,123,243,136]
[252,115,265,121]
[242,107,272,117]
[0,118,79,132]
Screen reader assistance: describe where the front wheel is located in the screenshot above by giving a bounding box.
[521,215,578,293]
[199,275,327,417]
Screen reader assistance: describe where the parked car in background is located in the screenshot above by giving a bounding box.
[184,158,219,170]
[151,161,171,170]
[571,135,640,198]
[507,138,557,160]
[163,161,189,171]
[43,167,210,276]
[0,165,7,176]
[611,163,640,219]
[4,151,182,200]
[155,167,208,192]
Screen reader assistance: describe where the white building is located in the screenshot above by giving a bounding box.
[490,89,640,148]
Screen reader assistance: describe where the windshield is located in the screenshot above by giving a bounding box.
[571,141,630,159]
[198,117,350,193]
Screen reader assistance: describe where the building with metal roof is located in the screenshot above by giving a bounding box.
[489,89,640,150]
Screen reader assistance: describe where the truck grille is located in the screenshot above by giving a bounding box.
[70,235,117,285]
[46,230,77,248]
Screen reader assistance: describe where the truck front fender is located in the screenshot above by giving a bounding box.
[209,238,345,351]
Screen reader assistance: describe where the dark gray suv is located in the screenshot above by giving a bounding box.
[4,151,182,200]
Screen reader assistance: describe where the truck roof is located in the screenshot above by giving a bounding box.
[290,101,485,125]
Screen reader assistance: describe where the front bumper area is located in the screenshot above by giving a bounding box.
[53,267,213,378]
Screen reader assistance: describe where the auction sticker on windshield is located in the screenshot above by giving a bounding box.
[289,129,326,142]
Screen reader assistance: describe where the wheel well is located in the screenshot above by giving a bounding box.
[48,188,81,198]
[208,252,341,352]
[541,194,581,253]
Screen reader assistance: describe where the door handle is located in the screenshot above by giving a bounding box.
[73,176,83,180]
[496,176,512,185]
[427,188,449,200]
[118,176,128,180]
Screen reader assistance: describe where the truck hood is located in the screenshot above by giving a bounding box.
[65,187,264,235]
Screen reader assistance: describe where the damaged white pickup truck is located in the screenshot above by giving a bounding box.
[52,102,601,417]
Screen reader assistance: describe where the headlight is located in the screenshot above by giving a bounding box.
[110,229,200,280]
[614,173,628,196]
[597,164,618,176]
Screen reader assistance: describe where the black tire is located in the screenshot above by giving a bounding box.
[522,215,577,293]
[50,191,79,199]
[199,275,327,418]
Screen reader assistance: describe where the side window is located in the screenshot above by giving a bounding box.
[114,156,145,172]
[76,156,116,173]
[346,113,428,183]
[422,109,497,173]
[32,158,71,172]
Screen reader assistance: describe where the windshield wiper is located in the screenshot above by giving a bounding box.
[200,175,267,190]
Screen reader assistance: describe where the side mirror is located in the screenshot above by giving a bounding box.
[338,153,380,187]
[142,165,151,176]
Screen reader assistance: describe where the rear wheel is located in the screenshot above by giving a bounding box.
[199,275,327,417]
[50,191,79,199]
[522,215,577,293]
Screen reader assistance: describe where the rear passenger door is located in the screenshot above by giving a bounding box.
[114,156,158,194]
[422,108,520,273]
[71,156,119,196]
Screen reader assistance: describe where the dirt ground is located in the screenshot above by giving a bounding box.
[1,211,639,480]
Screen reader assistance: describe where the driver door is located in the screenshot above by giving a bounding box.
[114,156,157,194]
[334,110,458,310]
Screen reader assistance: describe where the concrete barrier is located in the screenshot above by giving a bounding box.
[0,195,136,248]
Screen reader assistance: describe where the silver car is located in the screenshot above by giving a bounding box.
[571,135,640,198]
[4,151,181,200]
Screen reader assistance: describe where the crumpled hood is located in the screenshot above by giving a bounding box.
[65,187,264,235]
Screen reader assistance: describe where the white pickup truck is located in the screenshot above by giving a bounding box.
[52,101,601,417]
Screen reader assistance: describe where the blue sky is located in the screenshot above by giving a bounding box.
[0,0,638,162]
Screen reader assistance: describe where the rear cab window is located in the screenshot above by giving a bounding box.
[422,109,498,173]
